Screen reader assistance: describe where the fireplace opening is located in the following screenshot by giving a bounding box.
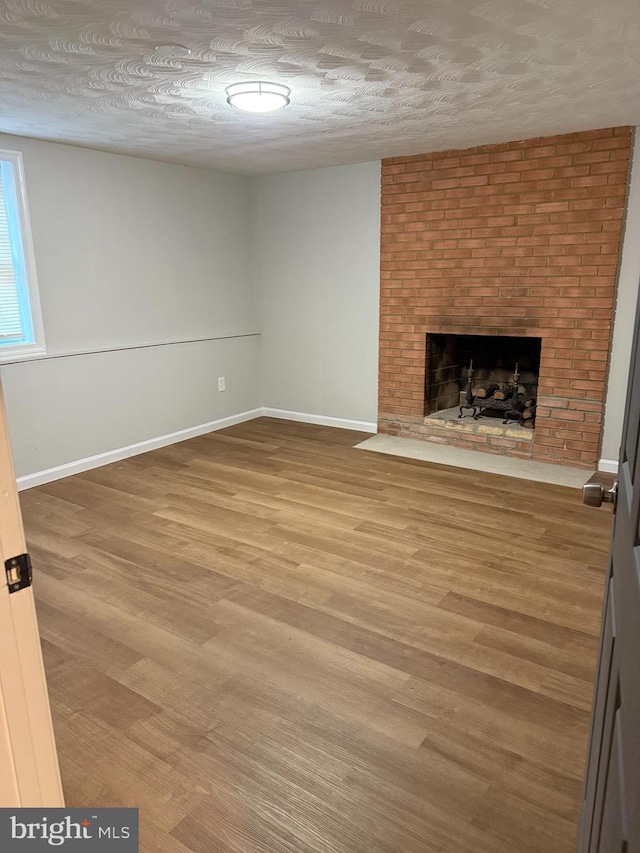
[425,333,542,426]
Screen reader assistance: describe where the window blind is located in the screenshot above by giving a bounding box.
[0,160,33,344]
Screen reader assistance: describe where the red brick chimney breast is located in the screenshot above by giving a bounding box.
[379,127,633,467]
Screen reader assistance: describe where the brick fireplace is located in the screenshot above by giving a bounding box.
[379,127,633,468]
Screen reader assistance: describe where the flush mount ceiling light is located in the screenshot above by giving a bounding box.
[154,44,192,58]
[225,81,291,113]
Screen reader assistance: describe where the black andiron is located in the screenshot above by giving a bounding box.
[459,361,531,426]
[459,360,477,418]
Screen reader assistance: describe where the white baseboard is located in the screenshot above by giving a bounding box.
[16,408,264,491]
[261,407,377,434]
[16,407,377,491]
[598,458,619,474]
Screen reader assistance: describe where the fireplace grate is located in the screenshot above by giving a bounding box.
[459,365,536,427]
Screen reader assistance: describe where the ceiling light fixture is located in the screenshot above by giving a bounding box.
[225,81,291,113]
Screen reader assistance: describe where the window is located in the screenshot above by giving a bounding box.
[0,150,44,361]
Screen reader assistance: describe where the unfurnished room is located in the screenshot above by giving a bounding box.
[0,2,638,852]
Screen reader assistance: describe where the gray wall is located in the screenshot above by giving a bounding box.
[600,131,640,467]
[252,161,380,426]
[0,134,259,479]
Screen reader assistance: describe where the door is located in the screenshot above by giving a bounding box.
[577,298,640,852]
[0,378,63,807]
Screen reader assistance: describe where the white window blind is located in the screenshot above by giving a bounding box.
[0,162,29,341]
[0,151,44,360]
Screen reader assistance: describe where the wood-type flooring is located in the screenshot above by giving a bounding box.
[19,418,613,853]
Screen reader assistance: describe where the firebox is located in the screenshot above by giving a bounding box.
[425,333,542,417]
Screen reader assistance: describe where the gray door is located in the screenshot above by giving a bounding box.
[577,300,640,853]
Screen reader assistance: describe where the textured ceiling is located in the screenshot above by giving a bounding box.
[0,0,638,175]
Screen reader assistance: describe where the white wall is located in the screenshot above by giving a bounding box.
[252,161,380,427]
[600,130,640,469]
[0,133,259,479]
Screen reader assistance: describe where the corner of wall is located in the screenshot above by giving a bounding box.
[600,127,640,464]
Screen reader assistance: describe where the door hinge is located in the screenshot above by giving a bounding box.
[4,553,32,593]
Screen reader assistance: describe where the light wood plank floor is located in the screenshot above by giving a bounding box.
[20,418,613,853]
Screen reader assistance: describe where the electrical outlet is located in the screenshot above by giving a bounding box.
[217,376,226,392]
